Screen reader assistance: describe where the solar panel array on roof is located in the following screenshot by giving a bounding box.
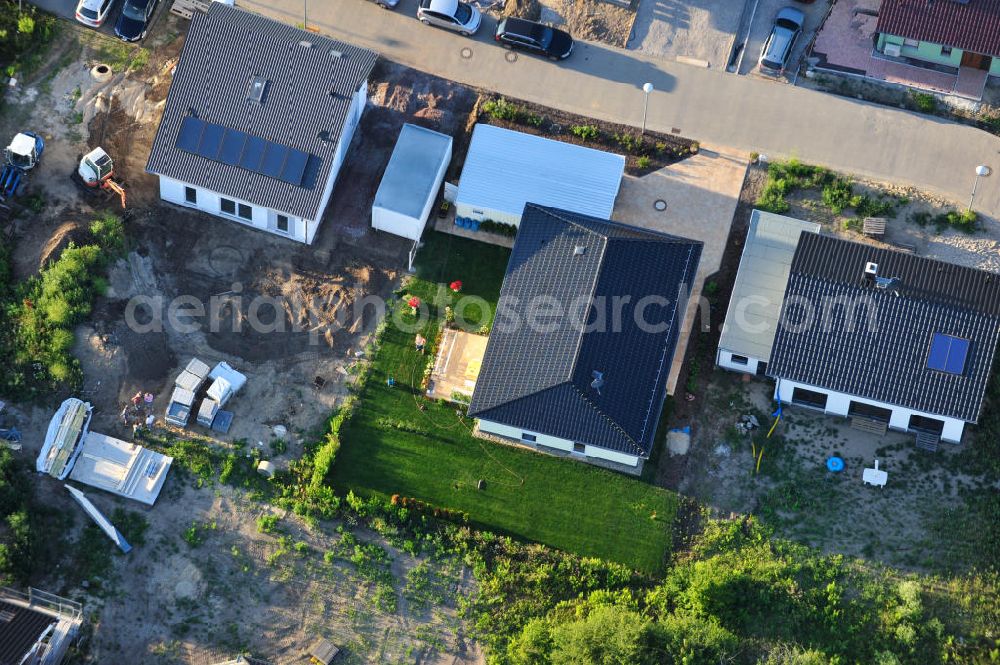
[928,333,970,375]
[176,116,311,186]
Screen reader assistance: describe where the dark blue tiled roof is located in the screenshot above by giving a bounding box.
[468,204,702,457]
[768,233,1000,423]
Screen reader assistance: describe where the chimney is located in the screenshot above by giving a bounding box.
[864,261,878,284]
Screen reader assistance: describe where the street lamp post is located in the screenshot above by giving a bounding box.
[969,165,991,212]
[641,82,653,135]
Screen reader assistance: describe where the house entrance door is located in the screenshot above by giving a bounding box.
[961,51,991,71]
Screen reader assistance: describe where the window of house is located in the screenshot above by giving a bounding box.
[903,38,919,47]
[184,186,197,204]
[220,198,236,215]
[276,214,290,233]
[941,46,953,57]
[237,203,253,221]
[791,387,828,410]
[908,414,944,435]
[848,401,893,423]
[730,354,749,365]
[521,433,536,442]
[573,443,586,454]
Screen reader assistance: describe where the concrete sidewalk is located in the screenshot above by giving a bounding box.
[241,0,1000,219]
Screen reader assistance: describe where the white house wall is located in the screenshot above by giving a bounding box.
[774,377,966,443]
[159,176,309,242]
[477,419,641,467]
[455,203,523,228]
[717,348,764,375]
[372,207,421,240]
[312,81,367,244]
[157,81,367,246]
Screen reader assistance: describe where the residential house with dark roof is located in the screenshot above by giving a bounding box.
[767,232,1000,445]
[146,4,377,244]
[875,0,1000,83]
[468,204,702,473]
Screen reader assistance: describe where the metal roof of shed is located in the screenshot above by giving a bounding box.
[718,210,820,360]
[456,124,625,220]
[373,124,453,219]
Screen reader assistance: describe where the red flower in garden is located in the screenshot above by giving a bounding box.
[408,296,421,309]
[450,280,463,292]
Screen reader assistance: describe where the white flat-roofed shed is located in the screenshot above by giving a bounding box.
[68,431,174,505]
[716,210,821,374]
[455,124,625,227]
[372,124,453,241]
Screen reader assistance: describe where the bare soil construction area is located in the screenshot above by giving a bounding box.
[497,0,636,48]
[1,20,485,664]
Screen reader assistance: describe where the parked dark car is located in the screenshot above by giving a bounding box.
[115,0,159,42]
[495,17,573,60]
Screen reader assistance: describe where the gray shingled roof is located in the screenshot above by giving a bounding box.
[468,204,702,457]
[768,233,1000,423]
[145,4,377,221]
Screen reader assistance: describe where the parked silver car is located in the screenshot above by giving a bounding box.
[417,0,482,36]
[759,6,804,75]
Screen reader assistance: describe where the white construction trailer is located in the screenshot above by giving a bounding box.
[37,399,173,506]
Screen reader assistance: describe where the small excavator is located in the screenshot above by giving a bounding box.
[74,147,127,209]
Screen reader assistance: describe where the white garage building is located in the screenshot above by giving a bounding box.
[455,124,625,228]
[716,210,820,375]
[146,3,377,244]
[371,124,453,241]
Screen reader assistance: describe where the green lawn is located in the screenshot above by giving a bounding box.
[332,233,678,572]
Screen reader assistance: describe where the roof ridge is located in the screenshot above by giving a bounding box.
[568,384,645,456]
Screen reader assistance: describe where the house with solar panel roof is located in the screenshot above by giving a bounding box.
[146,3,377,244]
[764,232,1000,446]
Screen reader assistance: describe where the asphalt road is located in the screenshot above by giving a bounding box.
[236,0,1000,219]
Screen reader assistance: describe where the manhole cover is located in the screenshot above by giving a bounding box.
[654,199,667,211]
[460,47,473,59]
[505,51,518,63]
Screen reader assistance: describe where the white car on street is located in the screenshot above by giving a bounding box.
[417,0,482,36]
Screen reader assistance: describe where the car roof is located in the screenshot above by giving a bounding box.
[427,0,458,14]
[775,6,804,26]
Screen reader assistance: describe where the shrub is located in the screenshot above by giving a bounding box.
[637,156,651,170]
[821,178,854,213]
[257,514,280,534]
[757,178,792,213]
[479,219,518,237]
[910,91,938,113]
[89,214,125,255]
[613,132,644,154]
[483,97,524,122]
[570,124,599,141]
